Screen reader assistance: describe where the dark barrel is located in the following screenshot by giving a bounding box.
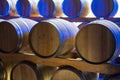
[29,19,79,58]
[91,0,118,18]
[0,18,38,53]
[76,19,120,64]
[62,0,90,18]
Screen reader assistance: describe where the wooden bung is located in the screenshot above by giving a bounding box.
[0,18,38,53]
[91,0,118,18]
[76,19,120,64]
[29,19,79,58]
[62,0,90,18]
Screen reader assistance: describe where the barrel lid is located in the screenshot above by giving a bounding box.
[76,24,116,64]
[62,0,82,18]
[37,0,55,18]
[29,22,60,58]
[0,22,19,53]
[16,0,32,17]
[10,61,41,80]
[52,66,86,80]
[0,0,10,16]
[91,0,118,18]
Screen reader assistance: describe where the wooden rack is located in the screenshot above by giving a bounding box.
[1,17,120,80]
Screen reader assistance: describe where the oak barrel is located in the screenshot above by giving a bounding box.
[76,19,120,64]
[62,0,90,18]
[29,18,79,58]
[0,18,38,53]
[0,0,17,16]
[10,61,56,80]
[16,0,39,17]
[52,66,98,80]
[91,0,118,18]
[37,0,55,18]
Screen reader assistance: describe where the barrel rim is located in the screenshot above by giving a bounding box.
[0,0,11,16]
[52,65,87,80]
[37,0,56,18]
[91,0,118,18]
[16,0,32,17]
[10,60,42,80]
[62,0,82,18]
[75,23,116,64]
[29,22,61,58]
[0,21,22,53]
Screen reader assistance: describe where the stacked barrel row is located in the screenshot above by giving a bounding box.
[0,18,120,65]
[0,59,98,80]
[0,0,119,18]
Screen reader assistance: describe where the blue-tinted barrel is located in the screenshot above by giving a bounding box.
[62,0,89,18]
[16,0,32,17]
[37,0,55,18]
[103,74,120,80]
[0,0,11,16]
[91,0,118,18]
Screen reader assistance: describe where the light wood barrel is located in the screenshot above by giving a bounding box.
[91,0,118,18]
[62,0,90,18]
[76,19,120,64]
[10,61,56,80]
[0,59,6,80]
[29,19,79,58]
[16,0,40,17]
[52,66,98,80]
[0,0,18,16]
[10,61,40,80]
[0,18,38,53]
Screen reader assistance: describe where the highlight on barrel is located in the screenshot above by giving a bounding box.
[37,0,55,18]
[0,18,38,53]
[62,0,90,18]
[51,66,98,80]
[29,18,79,58]
[10,61,40,80]
[0,0,18,16]
[91,0,118,18]
[0,59,6,80]
[16,0,39,17]
[76,19,120,64]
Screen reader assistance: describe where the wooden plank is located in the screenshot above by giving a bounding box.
[0,53,120,75]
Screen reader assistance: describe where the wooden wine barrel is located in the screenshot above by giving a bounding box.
[0,18,38,53]
[10,61,56,80]
[37,0,55,18]
[62,0,90,18]
[0,0,18,16]
[29,19,79,58]
[10,61,40,80]
[16,0,40,17]
[0,59,6,80]
[91,0,118,18]
[52,66,98,80]
[76,19,120,64]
